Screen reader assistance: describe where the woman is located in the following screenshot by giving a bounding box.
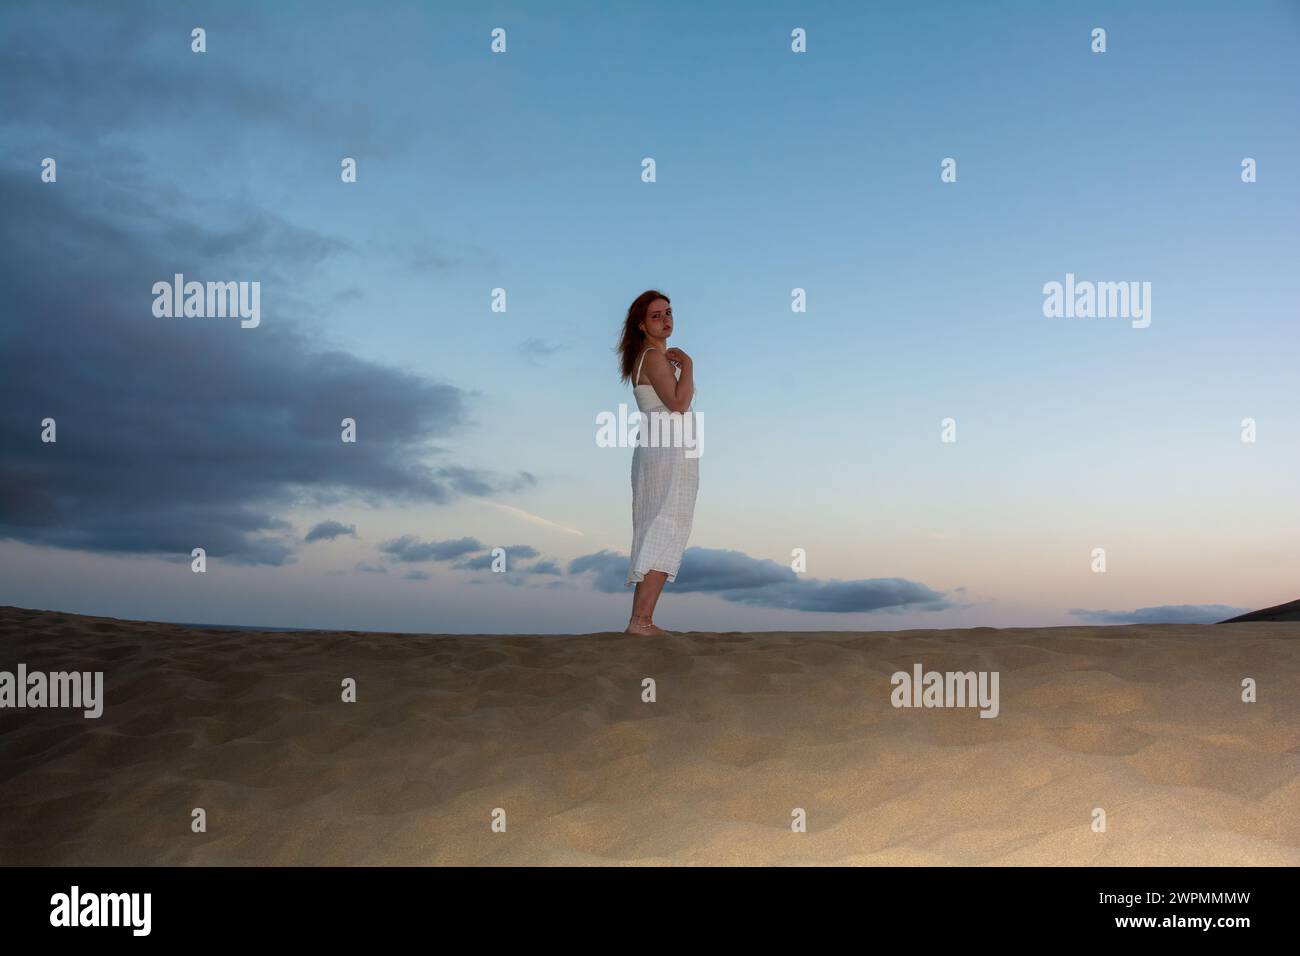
[617,290,699,636]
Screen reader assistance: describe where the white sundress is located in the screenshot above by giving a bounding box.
[627,347,700,585]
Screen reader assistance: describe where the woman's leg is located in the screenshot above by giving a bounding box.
[627,570,669,633]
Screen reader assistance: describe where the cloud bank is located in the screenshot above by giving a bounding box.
[305,520,357,543]
[0,171,530,565]
[1069,605,1247,625]
[569,547,948,613]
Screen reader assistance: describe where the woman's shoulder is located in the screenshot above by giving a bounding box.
[635,346,666,369]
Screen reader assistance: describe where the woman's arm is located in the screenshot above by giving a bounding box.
[641,348,694,413]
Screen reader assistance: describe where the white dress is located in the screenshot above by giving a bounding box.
[627,347,699,585]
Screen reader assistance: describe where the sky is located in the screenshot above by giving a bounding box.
[1,0,1297,633]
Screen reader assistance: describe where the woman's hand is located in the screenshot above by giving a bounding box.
[664,347,692,368]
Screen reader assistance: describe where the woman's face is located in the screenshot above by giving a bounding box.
[640,298,673,339]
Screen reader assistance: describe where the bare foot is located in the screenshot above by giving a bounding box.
[624,616,671,636]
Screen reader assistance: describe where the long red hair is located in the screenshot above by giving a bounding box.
[617,289,669,383]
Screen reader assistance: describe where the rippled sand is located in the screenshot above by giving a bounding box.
[1,605,1297,865]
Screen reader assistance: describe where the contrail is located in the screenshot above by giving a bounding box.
[476,500,586,537]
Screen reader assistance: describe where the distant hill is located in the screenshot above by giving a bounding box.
[1219,599,1300,623]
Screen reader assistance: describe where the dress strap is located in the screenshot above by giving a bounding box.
[634,347,657,386]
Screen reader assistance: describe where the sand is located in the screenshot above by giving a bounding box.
[1,604,1297,866]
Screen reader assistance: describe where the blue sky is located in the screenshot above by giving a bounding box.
[1,1,1297,631]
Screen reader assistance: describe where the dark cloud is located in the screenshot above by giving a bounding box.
[455,545,540,571]
[379,536,484,563]
[495,557,566,588]
[437,466,537,498]
[568,550,629,591]
[568,547,949,613]
[0,170,530,564]
[676,548,792,592]
[305,520,356,543]
[369,539,562,583]
[1069,605,1247,625]
[366,540,562,586]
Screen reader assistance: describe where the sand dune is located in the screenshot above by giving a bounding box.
[1,604,1297,866]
